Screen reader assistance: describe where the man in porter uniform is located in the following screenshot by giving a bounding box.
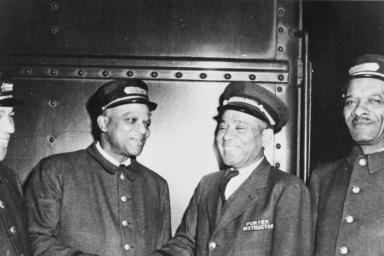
[25,79,171,256]
[151,82,312,256]
[311,54,384,255]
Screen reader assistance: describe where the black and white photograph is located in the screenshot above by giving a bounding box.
[0,0,384,255]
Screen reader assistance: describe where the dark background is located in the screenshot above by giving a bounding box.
[304,1,384,169]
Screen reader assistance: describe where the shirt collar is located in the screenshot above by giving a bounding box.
[96,141,131,167]
[347,145,384,173]
[237,156,264,174]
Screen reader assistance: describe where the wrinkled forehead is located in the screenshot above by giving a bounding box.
[219,109,267,126]
[346,77,384,96]
[103,102,151,116]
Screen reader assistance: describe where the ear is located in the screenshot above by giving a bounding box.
[97,115,109,133]
[261,128,274,149]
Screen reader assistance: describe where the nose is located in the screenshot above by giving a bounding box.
[135,121,148,135]
[351,101,368,117]
[222,126,234,140]
[4,116,15,134]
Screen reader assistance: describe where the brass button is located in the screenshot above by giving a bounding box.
[121,196,127,202]
[208,241,217,249]
[124,244,130,250]
[339,246,348,254]
[358,158,367,166]
[352,186,361,193]
[122,220,128,227]
[345,215,354,223]
[0,200,5,208]
[120,173,125,180]
[9,226,16,234]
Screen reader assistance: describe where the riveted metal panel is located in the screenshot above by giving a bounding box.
[2,0,278,59]
[1,0,303,229]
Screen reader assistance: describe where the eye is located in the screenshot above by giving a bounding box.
[368,97,383,105]
[217,123,227,131]
[344,98,357,107]
[235,124,247,130]
[143,120,151,128]
[124,117,137,124]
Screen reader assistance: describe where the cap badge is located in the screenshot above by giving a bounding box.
[349,62,380,76]
[0,82,14,99]
[124,86,147,96]
[223,96,276,126]
[1,82,13,94]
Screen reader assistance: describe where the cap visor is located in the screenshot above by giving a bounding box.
[0,98,23,106]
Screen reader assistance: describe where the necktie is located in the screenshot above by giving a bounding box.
[219,168,239,205]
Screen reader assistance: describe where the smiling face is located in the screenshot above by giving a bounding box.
[0,106,15,161]
[343,77,384,154]
[97,103,151,162]
[215,109,268,168]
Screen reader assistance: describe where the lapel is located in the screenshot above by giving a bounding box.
[207,170,226,232]
[211,159,271,236]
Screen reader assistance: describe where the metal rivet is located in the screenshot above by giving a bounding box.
[276,143,281,149]
[126,71,133,77]
[102,71,109,77]
[48,100,57,107]
[278,74,284,81]
[49,137,55,143]
[278,8,285,16]
[50,69,57,76]
[175,72,183,78]
[277,87,283,92]
[278,46,284,52]
[224,73,231,80]
[78,70,84,76]
[200,73,207,79]
[278,27,284,33]
[24,68,32,75]
[275,162,280,168]
[151,71,158,78]
[51,2,59,11]
[249,74,256,80]
[50,25,59,34]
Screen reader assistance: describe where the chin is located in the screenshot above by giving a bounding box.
[222,157,241,167]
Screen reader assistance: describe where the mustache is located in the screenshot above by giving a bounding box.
[351,116,372,123]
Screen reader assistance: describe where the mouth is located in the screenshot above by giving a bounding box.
[130,138,145,146]
[351,118,373,127]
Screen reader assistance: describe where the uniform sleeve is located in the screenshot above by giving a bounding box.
[24,158,92,256]
[156,181,172,249]
[271,181,312,256]
[150,182,203,256]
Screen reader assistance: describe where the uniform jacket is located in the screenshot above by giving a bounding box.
[151,158,312,256]
[0,164,31,256]
[24,143,171,256]
[310,146,384,256]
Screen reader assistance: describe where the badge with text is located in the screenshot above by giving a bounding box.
[242,219,274,232]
